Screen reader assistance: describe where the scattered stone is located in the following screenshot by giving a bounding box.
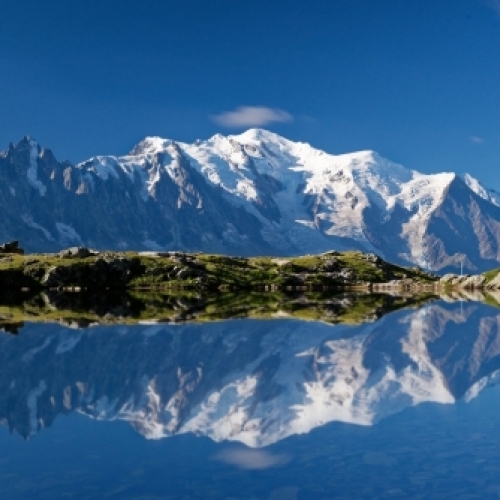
[486,273,500,290]
[461,274,486,288]
[175,267,204,279]
[364,253,382,264]
[322,258,339,271]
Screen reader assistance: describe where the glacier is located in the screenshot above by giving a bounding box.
[1,130,500,272]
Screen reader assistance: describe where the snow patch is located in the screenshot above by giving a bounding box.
[464,369,500,402]
[56,222,83,245]
[463,173,500,207]
[26,140,47,196]
[27,380,47,437]
[22,215,54,241]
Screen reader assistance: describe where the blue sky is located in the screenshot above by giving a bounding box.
[1,0,500,189]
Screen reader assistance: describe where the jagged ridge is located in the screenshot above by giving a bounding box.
[1,131,500,272]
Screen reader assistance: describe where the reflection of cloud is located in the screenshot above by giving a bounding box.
[470,135,485,144]
[213,448,291,470]
[211,106,293,128]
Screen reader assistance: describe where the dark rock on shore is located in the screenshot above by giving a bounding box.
[0,241,24,255]
[41,257,142,289]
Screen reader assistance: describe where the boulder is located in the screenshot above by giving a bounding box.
[0,241,24,255]
[59,247,98,259]
[41,258,136,288]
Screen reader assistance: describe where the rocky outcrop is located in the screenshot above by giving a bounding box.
[440,274,486,287]
[440,271,500,289]
[0,248,438,290]
[0,240,23,254]
[486,273,500,289]
[40,257,140,288]
[58,246,99,259]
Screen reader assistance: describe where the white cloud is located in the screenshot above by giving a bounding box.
[470,135,486,144]
[211,105,293,128]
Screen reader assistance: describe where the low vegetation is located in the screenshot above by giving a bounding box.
[0,247,438,291]
[484,268,500,284]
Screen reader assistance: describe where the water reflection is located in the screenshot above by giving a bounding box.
[0,289,436,329]
[1,296,500,448]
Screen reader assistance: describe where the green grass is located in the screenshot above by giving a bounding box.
[0,249,439,291]
[484,268,500,284]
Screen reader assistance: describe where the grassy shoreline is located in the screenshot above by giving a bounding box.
[0,248,438,291]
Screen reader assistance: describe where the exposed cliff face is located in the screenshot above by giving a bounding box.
[0,137,269,255]
[424,176,500,273]
[2,131,500,271]
[1,301,500,447]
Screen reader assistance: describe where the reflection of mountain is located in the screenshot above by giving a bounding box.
[1,301,500,447]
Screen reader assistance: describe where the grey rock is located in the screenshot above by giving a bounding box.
[59,246,98,259]
[461,274,486,288]
[0,241,23,254]
[486,273,500,289]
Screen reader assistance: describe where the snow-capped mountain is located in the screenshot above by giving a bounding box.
[2,131,500,271]
[1,300,500,446]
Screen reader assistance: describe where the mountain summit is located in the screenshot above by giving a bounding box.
[1,130,500,272]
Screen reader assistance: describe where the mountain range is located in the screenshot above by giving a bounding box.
[1,300,500,446]
[2,130,500,272]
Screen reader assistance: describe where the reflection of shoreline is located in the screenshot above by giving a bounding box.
[0,291,437,331]
[1,299,500,446]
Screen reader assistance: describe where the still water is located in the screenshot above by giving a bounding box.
[1,295,500,498]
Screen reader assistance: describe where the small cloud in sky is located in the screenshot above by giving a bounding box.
[470,135,486,144]
[212,448,291,470]
[211,105,293,128]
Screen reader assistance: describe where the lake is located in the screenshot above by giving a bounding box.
[1,293,500,498]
